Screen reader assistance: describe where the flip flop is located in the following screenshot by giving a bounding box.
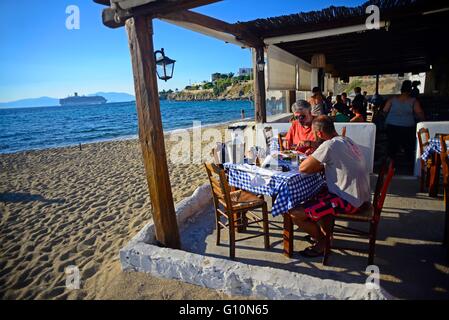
[302,235,317,244]
[299,246,324,258]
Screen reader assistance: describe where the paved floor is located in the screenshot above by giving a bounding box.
[181,175,449,300]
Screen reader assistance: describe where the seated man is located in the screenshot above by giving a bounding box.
[289,115,371,257]
[284,100,319,152]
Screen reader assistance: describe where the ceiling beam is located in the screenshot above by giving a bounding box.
[93,0,110,5]
[158,10,264,47]
[264,22,387,45]
[96,0,222,28]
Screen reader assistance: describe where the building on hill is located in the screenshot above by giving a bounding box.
[238,68,253,77]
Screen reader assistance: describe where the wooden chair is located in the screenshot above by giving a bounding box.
[323,159,395,266]
[417,128,431,192]
[204,163,270,260]
[341,126,347,137]
[278,132,288,151]
[439,135,449,250]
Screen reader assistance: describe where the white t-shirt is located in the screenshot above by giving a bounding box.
[311,136,371,208]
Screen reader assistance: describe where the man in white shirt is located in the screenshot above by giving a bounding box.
[289,115,371,257]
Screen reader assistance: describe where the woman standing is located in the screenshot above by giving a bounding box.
[309,87,326,116]
[382,80,425,161]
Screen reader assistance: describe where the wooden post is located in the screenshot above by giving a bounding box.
[126,16,181,249]
[287,90,296,112]
[253,47,266,123]
[375,74,380,95]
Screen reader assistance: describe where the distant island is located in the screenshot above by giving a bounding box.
[159,72,253,101]
[0,92,135,108]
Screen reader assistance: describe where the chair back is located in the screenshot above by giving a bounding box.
[439,135,449,184]
[372,158,395,221]
[417,128,430,155]
[204,163,232,209]
[278,132,288,151]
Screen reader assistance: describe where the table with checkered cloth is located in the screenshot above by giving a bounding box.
[223,163,325,217]
[421,138,449,161]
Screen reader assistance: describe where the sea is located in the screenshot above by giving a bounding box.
[0,100,254,154]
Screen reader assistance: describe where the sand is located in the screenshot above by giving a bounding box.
[0,124,241,300]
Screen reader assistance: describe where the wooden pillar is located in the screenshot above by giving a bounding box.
[375,74,380,95]
[287,90,296,112]
[253,47,266,123]
[126,16,181,249]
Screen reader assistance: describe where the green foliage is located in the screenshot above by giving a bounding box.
[203,82,214,89]
[213,77,232,95]
[344,79,363,94]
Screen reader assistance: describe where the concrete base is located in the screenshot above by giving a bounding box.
[120,184,392,300]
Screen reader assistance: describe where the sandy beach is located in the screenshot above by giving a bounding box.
[0,124,240,300]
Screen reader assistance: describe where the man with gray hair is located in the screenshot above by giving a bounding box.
[288,115,371,257]
[284,100,317,151]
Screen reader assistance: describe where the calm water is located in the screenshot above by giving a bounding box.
[0,100,254,154]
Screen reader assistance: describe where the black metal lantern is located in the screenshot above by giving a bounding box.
[154,48,176,81]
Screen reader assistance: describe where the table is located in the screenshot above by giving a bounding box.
[224,162,325,257]
[421,138,448,197]
[223,163,325,217]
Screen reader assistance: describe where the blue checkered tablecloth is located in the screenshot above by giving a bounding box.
[421,138,449,161]
[223,163,325,217]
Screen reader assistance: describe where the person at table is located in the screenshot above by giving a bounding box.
[332,101,350,122]
[284,100,319,151]
[382,80,425,161]
[309,87,326,116]
[350,99,365,122]
[341,92,351,108]
[288,115,371,257]
[325,91,334,115]
[353,86,368,120]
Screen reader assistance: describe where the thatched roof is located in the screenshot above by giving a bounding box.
[235,0,446,38]
[235,0,449,76]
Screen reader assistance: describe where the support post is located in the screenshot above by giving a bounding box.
[253,47,266,123]
[126,16,181,249]
[287,90,296,112]
[375,74,380,95]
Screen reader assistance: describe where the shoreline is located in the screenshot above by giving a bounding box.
[0,118,254,156]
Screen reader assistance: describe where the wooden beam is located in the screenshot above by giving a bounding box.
[159,10,264,47]
[264,22,387,45]
[287,90,296,113]
[99,0,222,28]
[93,0,110,5]
[253,47,266,123]
[126,16,181,249]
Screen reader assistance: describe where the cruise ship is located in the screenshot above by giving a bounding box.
[59,92,107,106]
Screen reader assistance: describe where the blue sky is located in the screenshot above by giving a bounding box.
[0,0,364,102]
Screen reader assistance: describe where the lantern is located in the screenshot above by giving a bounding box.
[311,53,326,68]
[154,48,176,81]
